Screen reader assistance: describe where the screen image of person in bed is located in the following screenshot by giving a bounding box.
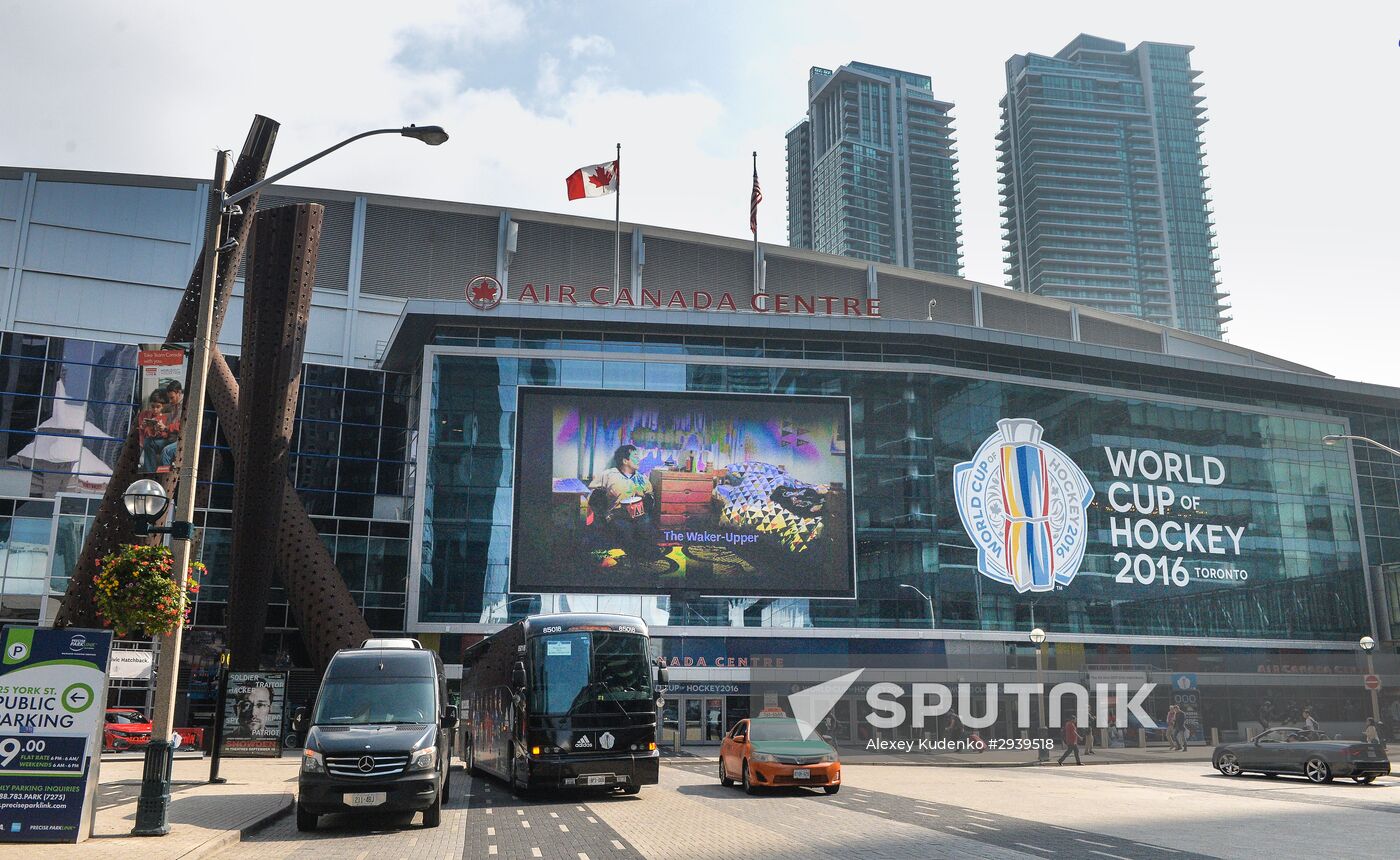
[514,387,855,597]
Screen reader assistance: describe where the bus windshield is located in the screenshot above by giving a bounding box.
[528,632,652,715]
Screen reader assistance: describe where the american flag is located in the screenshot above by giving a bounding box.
[750,164,762,235]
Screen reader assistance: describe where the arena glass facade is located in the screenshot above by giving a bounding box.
[3,166,1398,743]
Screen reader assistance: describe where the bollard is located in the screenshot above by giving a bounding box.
[131,740,174,835]
[1138,729,1147,749]
[1211,727,1220,746]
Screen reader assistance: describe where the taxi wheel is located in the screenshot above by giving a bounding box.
[742,760,759,795]
[823,784,840,795]
[719,758,734,787]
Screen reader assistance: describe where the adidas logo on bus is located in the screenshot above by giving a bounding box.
[574,735,593,749]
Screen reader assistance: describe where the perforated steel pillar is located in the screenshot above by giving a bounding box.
[224,204,321,670]
[204,353,372,669]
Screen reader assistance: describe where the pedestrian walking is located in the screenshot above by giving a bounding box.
[1303,708,1321,734]
[1172,705,1189,751]
[1363,717,1380,746]
[1083,710,1096,755]
[1165,704,1181,750]
[1057,717,1082,765]
[1258,700,1274,732]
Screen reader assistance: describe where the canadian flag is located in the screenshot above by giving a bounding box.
[566,159,619,200]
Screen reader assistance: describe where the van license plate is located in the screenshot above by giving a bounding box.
[345,792,387,807]
[793,769,810,779]
[583,775,606,786]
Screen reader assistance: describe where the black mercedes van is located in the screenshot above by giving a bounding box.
[296,642,457,831]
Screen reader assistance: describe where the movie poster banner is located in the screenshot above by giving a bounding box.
[219,671,286,758]
[135,346,188,475]
[512,387,856,598]
[0,627,112,844]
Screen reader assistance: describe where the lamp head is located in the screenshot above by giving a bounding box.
[1359,635,1376,653]
[401,124,449,146]
[1029,627,1046,645]
[123,479,169,520]
[1322,435,1341,446]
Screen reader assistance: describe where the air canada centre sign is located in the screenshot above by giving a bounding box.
[469,276,881,317]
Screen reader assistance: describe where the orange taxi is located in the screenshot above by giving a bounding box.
[718,716,841,794]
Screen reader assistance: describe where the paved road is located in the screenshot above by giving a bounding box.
[234,757,1398,860]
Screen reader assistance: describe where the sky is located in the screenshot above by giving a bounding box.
[3,1,1397,386]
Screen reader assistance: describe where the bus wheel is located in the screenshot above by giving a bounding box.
[510,760,532,797]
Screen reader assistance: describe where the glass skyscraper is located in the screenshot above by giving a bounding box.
[786,62,962,276]
[999,35,1228,338]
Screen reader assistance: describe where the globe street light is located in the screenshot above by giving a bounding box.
[899,583,935,629]
[133,122,448,837]
[1029,627,1048,761]
[1360,635,1380,728]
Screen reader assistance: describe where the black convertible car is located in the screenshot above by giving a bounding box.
[1212,727,1390,784]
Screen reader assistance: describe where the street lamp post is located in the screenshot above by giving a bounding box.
[131,124,448,836]
[899,583,935,629]
[1360,635,1380,729]
[1030,627,1048,762]
[1323,434,1400,459]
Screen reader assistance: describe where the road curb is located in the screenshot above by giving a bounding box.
[173,791,293,860]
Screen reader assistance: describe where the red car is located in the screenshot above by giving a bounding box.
[104,708,152,751]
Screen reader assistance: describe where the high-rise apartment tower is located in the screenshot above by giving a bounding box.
[787,62,962,276]
[999,35,1228,337]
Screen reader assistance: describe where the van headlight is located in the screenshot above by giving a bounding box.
[301,749,325,773]
[751,752,776,763]
[408,746,437,772]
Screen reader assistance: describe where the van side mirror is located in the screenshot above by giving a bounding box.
[656,666,669,687]
[442,705,459,730]
[511,661,527,692]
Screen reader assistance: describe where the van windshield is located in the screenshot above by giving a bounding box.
[312,677,435,726]
[528,632,652,715]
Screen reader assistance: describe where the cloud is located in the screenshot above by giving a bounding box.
[568,34,615,58]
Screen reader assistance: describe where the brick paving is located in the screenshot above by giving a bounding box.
[6,755,297,860]
[15,748,1396,859]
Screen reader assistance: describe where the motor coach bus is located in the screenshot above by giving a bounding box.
[462,613,664,794]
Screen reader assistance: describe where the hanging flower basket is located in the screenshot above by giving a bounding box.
[93,544,203,638]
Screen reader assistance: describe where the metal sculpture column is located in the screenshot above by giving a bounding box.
[224,204,321,670]
[56,115,280,629]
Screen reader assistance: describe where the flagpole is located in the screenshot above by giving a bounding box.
[614,142,621,299]
[752,150,759,301]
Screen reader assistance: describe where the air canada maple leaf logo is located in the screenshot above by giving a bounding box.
[589,163,615,189]
[466,275,503,311]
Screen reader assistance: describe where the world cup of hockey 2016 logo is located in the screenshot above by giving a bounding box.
[954,418,1093,593]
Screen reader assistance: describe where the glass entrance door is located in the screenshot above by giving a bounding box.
[662,696,731,745]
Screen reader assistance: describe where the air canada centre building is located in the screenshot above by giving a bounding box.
[0,167,1397,745]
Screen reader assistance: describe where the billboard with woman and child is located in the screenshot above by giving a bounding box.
[512,387,857,598]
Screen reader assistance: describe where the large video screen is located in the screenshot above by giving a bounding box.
[512,387,856,598]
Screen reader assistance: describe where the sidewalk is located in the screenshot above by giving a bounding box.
[9,755,299,860]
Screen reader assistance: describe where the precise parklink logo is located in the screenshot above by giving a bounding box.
[954,418,1093,593]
